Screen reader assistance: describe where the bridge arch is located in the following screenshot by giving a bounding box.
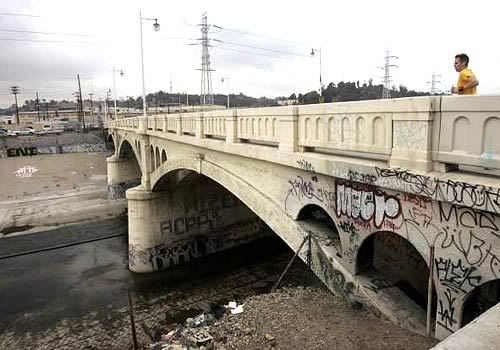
[461,278,500,327]
[356,230,435,313]
[117,137,142,167]
[297,204,342,252]
[150,156,307,251]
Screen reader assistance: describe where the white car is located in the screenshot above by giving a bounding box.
[14,127,35,136]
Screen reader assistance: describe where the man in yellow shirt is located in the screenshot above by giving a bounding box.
[452,53,479,95]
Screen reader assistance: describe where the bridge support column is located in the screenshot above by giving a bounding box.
[106,155,141,198]
[139,135,152,190]
[126,186,166,273]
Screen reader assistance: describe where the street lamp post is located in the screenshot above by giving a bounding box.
[113,67,124,119]
[139,10,160,118]
[221,77,230,108]
[310,47,323,103]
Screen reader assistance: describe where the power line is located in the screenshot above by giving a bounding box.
[0,37,98,44]
[213,38,308,57]
[0,12,40,18]
[212,45,298,60]
[0,28,95,37]
[212,24,308,47]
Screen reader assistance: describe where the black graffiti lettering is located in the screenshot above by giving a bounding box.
[297,158,315,173]
[437,289,457,331]
[376,167,500,214]
[439,203,499,232]
[160,220,173,236]
[6,147,38,157]
[435,258,482,293]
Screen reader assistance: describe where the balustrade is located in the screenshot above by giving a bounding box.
[108,96,500,174]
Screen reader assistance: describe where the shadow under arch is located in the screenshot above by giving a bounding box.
[150,156,307,252]
[461,278,500,327]
[296,204,342,253]
[356,231,436,313]
[117,137,142,168]
[105,133,116,153]
[117,139,142,171]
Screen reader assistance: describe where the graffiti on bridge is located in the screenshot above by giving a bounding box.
[336,182,401,228]
[375,167,500,214]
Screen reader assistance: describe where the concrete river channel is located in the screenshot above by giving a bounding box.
[0,217,311,349]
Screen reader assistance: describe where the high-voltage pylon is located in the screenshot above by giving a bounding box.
[379,50,398,99]
[427,73,441,94]
[198,12,214,107]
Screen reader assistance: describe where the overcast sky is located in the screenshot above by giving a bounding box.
[1,0,499,108]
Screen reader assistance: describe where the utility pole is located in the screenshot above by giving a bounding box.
[379,50,398,99]
[427,73,442,94]
[197,12,214,108]
[76,74,85,131]
[89,93,93,116]
[170,74,173,94]
[10,86,20,124]
[35,91,40,122]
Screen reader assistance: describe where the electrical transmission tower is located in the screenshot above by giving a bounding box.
[427,73,441,94]
[10,86,20,124]
[379,51,398,99]
[198,12,214,107]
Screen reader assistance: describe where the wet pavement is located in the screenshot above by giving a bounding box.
[0,217,316,349]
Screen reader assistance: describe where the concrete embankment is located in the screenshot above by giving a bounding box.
[0,132,126,236]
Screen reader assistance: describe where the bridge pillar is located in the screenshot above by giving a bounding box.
[196,112,204,140]
[139,135,152,190]
[279,106,299,152]
[389,100,436,172]
[106,155,141,198]
[126,186,165,273]
[225,110,238,143]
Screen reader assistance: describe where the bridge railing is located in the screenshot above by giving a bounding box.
[437,96,500,170]
[108,96,500,174]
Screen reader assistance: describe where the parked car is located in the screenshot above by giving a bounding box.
[37,124,63,135]
[1,128,17,137]
[14,127,35,136]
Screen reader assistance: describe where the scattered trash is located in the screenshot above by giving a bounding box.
[265,333,275,341]
[225,301,244,315]
[162,328,178,341]
[186,313,214,327]
[190,329,213,345]
[230,305,244,315]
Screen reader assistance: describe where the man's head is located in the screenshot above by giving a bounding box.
[454,53,469,72]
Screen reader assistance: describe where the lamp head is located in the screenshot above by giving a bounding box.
[119,70,125,77]
[153,19,160,31]
[310,48,315,57]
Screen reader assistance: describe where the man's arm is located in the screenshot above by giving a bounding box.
[456,72,479,93]
[462,75,479,91]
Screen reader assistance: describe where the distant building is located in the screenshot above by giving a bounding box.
[277,99,298,106]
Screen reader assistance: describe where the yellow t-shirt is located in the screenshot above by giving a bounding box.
[457,68,477,95]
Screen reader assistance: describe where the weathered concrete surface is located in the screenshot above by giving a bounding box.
[431,302,500,350]
[0,153,126,236]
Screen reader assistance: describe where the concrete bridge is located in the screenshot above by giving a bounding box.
[106,95,500,341]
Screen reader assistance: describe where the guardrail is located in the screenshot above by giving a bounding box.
[108,96,500,173]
